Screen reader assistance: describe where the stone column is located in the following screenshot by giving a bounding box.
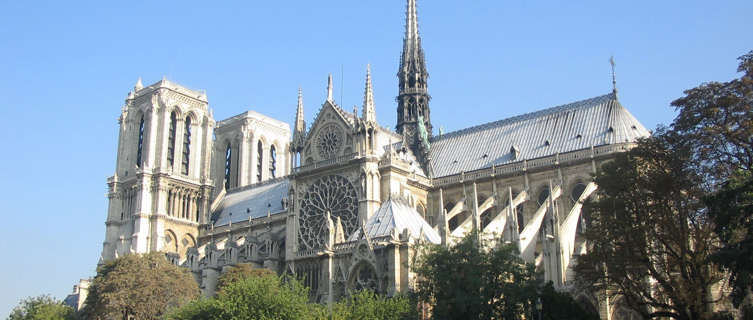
[145,106,160,169]
[238,131,249,186]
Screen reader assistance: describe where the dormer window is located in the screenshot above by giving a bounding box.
[544,140,550,147]
[510,145,520,160]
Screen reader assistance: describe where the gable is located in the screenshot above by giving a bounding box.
[302,100,358,163]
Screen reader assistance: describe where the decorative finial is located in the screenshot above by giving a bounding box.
[294,88,305,134]
[362,64,376,122]
[610,56,618,96]
[134,77,143,91]
[327,74,334,102]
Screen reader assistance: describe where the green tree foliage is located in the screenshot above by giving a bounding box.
[80,252,199,320]
[326,290,414,320]
[414,232,596,320]
[166,273,315,320]
[7,295,75,320]
[215,263,275,293]
[672,50,753,308]
[575,132,725,319]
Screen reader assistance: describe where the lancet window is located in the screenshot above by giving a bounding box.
[269,145,276,178]
[224,143,232,190]
[181,117,191,175]
[136,116,145,167]
[256,141,263,182]
[167,112,177,166]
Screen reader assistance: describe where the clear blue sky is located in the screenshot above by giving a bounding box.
[0,0,750,315]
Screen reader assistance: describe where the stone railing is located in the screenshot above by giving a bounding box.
[293,152,359,174]
[433,143,633,187]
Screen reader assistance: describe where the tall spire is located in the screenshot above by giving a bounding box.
[362,64,376,122]
[405,0,419,42]
[396,0,432,164]
[326,74,334,102]
[295,88,305,134]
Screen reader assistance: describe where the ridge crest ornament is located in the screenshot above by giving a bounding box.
[298,175,358,249]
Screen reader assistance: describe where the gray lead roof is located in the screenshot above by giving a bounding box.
[212,178,289,227]
[428,93,650,177]
[348,198,441,244]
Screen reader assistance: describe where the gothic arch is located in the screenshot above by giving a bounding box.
[182,233,196,249]
[168,105,184,119]
[536,185,551,206]
[184,110,199,124]
[164,229,178,254]
[348,260,379,293]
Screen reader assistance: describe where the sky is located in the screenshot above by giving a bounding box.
[0,0,751,316]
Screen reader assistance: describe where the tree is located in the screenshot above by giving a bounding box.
[215,263,275,293]
[671,50,753,308]
[575,132,725,319]
[80,252,199,320]
[7,295,75,320]
[326,290,414,320]
[166,273,316,320]
[414,232,596,320]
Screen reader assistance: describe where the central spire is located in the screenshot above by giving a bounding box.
[405,0,419,42]
[396,0,432,164]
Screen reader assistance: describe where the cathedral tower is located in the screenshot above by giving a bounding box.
[102,78,215,263]
[396,0,432,160]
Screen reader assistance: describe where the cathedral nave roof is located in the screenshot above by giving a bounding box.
[211,178,289,227]
[428,92,650,177]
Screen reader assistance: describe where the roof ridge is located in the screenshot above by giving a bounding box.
[432,92,616,142]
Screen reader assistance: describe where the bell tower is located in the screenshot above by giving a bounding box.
[102,78,215,263]
[396,0,432,159]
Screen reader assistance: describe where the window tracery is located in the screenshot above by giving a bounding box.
[298,175,358,249]
[316,124,343,159]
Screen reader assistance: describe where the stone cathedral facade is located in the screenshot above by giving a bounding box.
[99,1,650,318]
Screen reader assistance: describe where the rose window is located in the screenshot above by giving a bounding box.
[316,124,343,159]
[298,175,358,249]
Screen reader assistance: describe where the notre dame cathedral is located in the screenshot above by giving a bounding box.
[99,0,649,318]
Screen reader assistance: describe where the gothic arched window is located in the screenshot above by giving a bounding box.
[269,145,277,178]
[224,143,232,190]
[257,141,263,182]
[167,112,177,166]
[136,116,145,167]
[181,117,192,175]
